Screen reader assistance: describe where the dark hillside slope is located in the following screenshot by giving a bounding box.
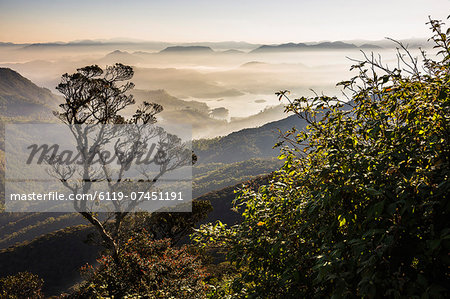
[0,225,100,296]
[0,158,278,249]
[196,174,271,226]
[193,114,306,164]
[0,213,85,250]
[193,101,354,164]
[0,68,60,117]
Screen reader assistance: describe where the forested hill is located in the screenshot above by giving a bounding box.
[193,113,307,164]
[250,41,378,53]
[192,99,357,164]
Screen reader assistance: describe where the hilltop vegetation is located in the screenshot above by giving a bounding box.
[195,18,450,298]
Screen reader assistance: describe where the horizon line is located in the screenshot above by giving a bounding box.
[0,36,430,46]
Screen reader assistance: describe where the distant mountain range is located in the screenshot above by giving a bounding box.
[98,41,381,59]
[159,46,214,54]
[251,41,380,53]
[6,40,259,52]
[104,46,216,56]
[0,38,432,53]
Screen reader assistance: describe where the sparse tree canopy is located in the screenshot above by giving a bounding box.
[55,64,163,125]
[53,64,165,265]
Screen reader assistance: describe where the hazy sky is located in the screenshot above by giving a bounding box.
[0,0,449,43]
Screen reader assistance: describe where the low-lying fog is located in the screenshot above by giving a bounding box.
[0,42,434,138]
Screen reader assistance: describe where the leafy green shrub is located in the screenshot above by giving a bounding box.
[195,18,450,298]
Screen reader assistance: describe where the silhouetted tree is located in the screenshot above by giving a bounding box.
[52,64,193,265]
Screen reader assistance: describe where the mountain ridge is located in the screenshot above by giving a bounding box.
[159,46,214,54]
[0,68,61,117]
[251,41,375,53]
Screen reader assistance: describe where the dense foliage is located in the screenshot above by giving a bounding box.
[0,271,44,298]
[116,200,213,246]
[195,18,450,298]
[75,232,209,298]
